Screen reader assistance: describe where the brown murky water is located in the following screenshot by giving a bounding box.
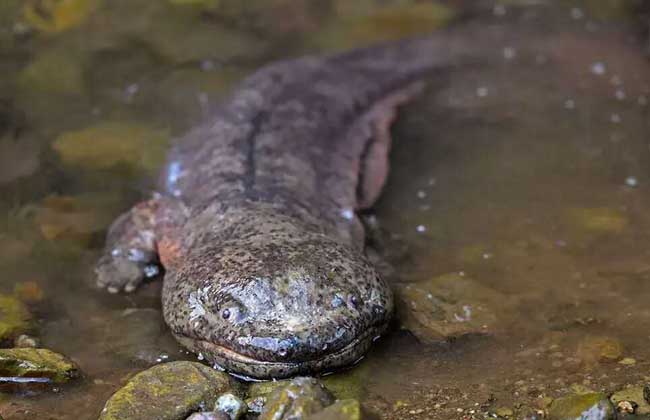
[1,1,649,419]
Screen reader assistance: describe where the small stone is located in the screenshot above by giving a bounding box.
[495,407,514,417]
[215,393,246,420]
[258,377,334,420]
[186,412,229,420]
[616,400,636,414]
[0,348,80,385]
[14,334,38,348]
[99,361,240,420]
[618,357,636,366]
[611,386,650,415]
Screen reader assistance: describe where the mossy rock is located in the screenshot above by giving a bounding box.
[308,399,361,420]
[0,294,32,344]
[52,122,169,172]
[0,348,80,383]
[258,377,335,420]
[99,361,240,420]
[547,393,614,420]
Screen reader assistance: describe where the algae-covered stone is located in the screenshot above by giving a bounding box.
[395,273,507,343]
[312,2,455,51]
[23,0,101,33]
[547,393,614,420]
[258,377,335,420]
[0,294,32,344]
[53,122,169,171]
[611,386,650,415]
[0,348,80,383]
[99,361,239,420]
[308,399,361,420]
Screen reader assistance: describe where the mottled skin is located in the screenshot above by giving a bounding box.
[96,29,486,379]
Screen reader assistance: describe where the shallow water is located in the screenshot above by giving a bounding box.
[1,0,649,419]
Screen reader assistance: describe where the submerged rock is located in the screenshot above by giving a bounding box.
[309,399,362,420]
[23,0,101,33]
[258,377,335,420]
[312,2,455,51]
[576,336,623,366]
[100,308,175,366]
[34,193,123,248]
[547,393,614,420]
[0,348,80,384]
[99,361,239,420]
[395,273,507,343]
[0,294,32,344]
[52,122,169,172]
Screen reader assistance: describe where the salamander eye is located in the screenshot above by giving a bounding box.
[222,308,231,319]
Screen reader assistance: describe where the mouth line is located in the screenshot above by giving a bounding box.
[184,325,380,367]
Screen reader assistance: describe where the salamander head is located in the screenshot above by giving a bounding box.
[162,210,393,379]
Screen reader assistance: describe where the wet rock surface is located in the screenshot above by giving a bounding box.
[547,393,614,420]
[0,348,80,385]
[258,377,335,420]
[99,361,239,420]
[395,273,509,343]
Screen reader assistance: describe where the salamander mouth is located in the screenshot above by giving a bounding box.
[173,324,385,380]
